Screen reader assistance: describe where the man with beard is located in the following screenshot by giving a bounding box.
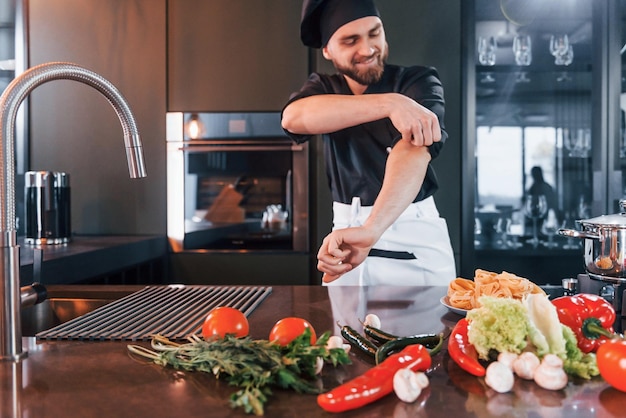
[281,0,456,285]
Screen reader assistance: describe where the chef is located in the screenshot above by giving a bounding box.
[281,0,456,286]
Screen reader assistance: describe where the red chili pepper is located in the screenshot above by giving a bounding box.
[448,318,486,377]
[317,344,431,413]
[551,293,616,353]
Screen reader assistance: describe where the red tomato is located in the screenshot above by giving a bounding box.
[201,306,249,339]
[597,338,626,392]
[268,317,316,346]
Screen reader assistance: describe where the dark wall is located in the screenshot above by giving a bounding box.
[28,0,167,236]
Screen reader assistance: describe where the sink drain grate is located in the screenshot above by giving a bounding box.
[36,285,272,341]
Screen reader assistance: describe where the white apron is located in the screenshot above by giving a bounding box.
[324,196,456,286]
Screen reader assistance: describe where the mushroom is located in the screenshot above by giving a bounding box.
[326,335,351,354]
[326,335,344,349]
[364,313,382,330]
[512,352,540,380]
[485,361,515,393]
[533,354,568,391]
[393,369,429,403]
[314,356,324,375]
[497,352,518,370]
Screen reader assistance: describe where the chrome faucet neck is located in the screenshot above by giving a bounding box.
[0,62,147,361]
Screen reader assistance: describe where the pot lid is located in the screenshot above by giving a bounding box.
[580,213,626,226]
[580,200,626,226]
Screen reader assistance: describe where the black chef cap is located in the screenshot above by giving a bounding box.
[300,0,380,48]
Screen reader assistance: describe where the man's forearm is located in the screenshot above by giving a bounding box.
[283,92,442,146]
[363,140,431,237]
[282,94,395,135]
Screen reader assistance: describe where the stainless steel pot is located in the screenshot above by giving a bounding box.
[558,200,626,283]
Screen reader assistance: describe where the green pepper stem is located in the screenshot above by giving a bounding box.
[583,318,619,340]
[427,333,444,357]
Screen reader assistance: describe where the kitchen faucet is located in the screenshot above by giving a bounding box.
[0,62,147,361]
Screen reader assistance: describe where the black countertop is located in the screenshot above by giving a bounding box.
[3,285,624,418]
[18,235,168,285]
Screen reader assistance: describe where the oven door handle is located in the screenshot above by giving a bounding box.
[178,144,305,152]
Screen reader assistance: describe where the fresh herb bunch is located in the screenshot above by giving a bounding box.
[127,329,350,416]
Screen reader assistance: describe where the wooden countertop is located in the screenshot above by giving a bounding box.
[2,285,624,417]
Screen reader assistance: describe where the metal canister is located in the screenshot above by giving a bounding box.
[24,171,71,245]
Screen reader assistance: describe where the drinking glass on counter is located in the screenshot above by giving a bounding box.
[524,194,548,248]
[474,217,483,248]
[506,213,524,249]
[493,216,511,249]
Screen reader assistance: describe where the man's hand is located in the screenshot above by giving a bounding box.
[317,226,379,283]
[387,93,441,147]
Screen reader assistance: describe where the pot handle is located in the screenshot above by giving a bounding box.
[557,228,600,240]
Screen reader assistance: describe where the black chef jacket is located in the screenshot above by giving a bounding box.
[282,64,448,206]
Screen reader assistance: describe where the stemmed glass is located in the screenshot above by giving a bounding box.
[524,195,548,248]
[474,217,482,248]
[506,212,524,249]
[541,209,559,249]
[513,34,532,66]
[550,34,569,57]
[477,36,497,66]
[493,216,511,249]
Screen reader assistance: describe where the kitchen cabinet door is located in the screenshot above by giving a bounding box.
[167,0,308,112]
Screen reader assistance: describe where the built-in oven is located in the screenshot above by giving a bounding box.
[166,112,309,253]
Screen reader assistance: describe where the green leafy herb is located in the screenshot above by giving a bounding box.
[127,329,350,416]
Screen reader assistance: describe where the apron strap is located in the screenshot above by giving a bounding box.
[368,248,417,260]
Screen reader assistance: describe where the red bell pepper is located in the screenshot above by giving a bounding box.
[448,318,486,377]
[317,343,431,413]
[551,293,616,353]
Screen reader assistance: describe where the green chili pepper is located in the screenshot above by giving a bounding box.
[375,333,443,365]
[340,323,377,359]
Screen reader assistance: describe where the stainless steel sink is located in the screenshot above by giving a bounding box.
[19,285,142,337]
[19,285,272,341]
[21,297,114,336]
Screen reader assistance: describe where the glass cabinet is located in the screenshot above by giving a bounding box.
[462,0,625,284]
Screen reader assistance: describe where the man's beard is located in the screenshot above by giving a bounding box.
[334,51,387,86]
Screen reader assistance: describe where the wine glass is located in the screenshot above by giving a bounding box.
[477,36,497,66]
[493,216,511,249]
[555,44,574,66]
[549,34,569,58]
[513,34,532,66]
[474,217,483,248]
[541,209,559,249]
[506,211,524,249]
[524,194,548,248]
